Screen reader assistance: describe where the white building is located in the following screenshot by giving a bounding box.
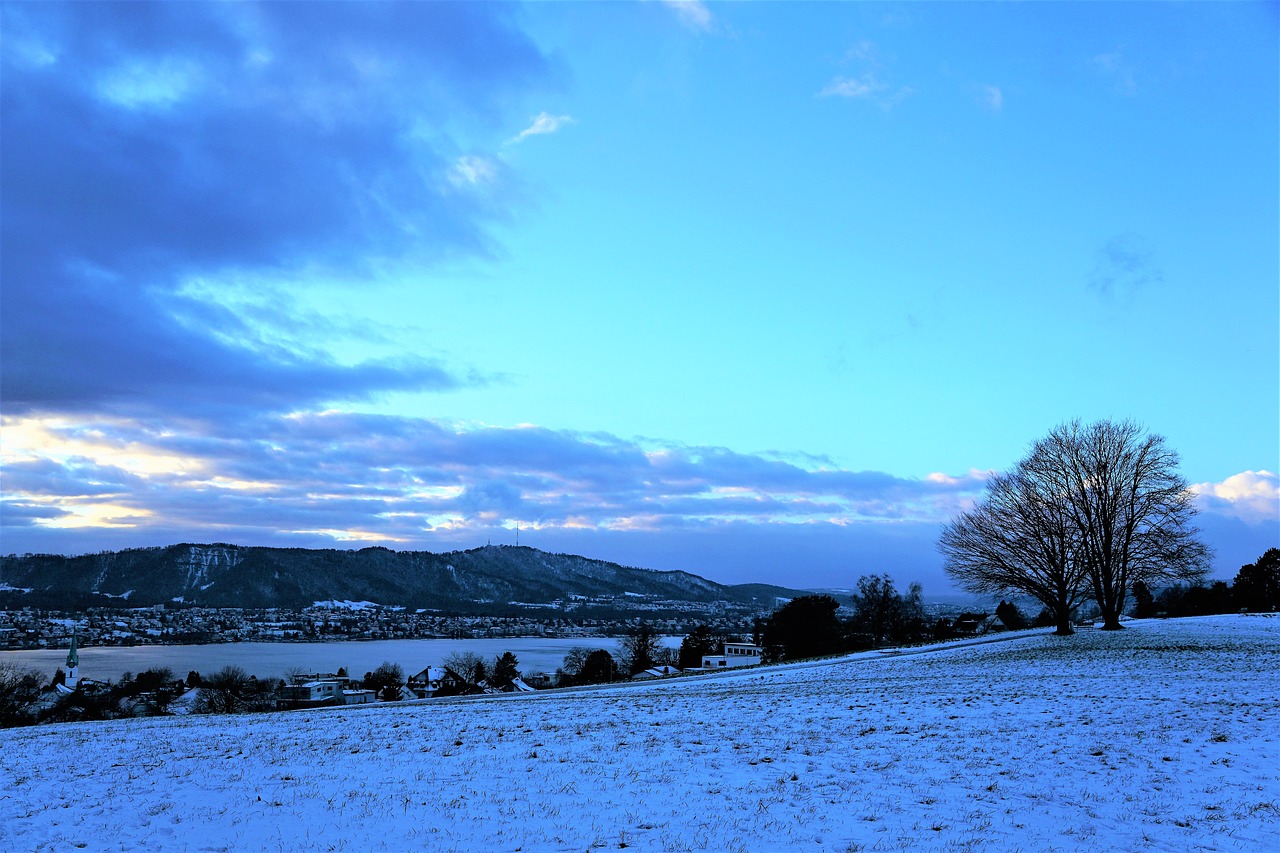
[701,641,763,670]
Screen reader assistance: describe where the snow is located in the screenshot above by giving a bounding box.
[310,600,404,611]
[2,615,1277,852]
[0,582,34,594]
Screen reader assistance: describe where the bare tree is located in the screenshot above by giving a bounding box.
[849,574,926,644]
[620,623,660,675]
[443,652,487,686]
[364,661,405,699]
[197,665,251,714]
[1042,420,1209,630]
[941,420,1209,633]
[0,661,44,728]
[940,465,1090,635]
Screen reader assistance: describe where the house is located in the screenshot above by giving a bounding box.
[407,666,447,698]
[342,689,376,705]
[700,641,764,670]
[631,665,681,680]
[950,613,991,637]
[277,680,345,709]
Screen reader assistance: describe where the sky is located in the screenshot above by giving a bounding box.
[2,1,1277,595]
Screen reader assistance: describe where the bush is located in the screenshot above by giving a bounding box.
[0,662,44,728]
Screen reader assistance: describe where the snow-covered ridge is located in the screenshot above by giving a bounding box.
[311,600,388,611]
[178,545,242,591]
[0,581,33,594]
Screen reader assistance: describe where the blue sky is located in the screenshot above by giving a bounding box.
[2,1,1276,595]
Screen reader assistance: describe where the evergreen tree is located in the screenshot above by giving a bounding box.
[1131,580,1156,618]
[678,625,726,669]
[492,652,520,690]
[995,600,1028,629]
[1233,548,1280,612]
[762,595,843,662]
[579,650,616,684]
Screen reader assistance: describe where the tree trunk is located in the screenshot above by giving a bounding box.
[1099,613,1124,630]
[1053,610,1075,635]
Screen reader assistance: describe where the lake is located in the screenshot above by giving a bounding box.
[1,636,680,683]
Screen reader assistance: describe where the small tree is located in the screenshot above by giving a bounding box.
[678,625,727,669]
[1131,580,1157,618]
[620,623,661,675]
[198,666,251,714]
[491,652,520,690]
[762,595,843,662]
[0,661,44,728]
[995,600,1028,630]
[443,652,487,687]
[578,650,617,684]
[556,647,594,686]
[849,575,927,644]
[365,662,405,698]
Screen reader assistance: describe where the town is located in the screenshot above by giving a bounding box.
[0,593,777,650]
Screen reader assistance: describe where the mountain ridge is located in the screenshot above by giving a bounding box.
[0,543,802,612]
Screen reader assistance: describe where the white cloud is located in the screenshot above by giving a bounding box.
[980,84,1003,112]
[1191,470,1280,525]
[662,1,714,32]
[97,58,201,110]
[820,41,912,109]
[1089,51,1138,96]
[447,155,498,188]
[509,111,575,144]
[820,74,886,100]
[819,73,912,109]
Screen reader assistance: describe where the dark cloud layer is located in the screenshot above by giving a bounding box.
[4,410,1269,588]
[1,2,551,415]
[0,413,988,573]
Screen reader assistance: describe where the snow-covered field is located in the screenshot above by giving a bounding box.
[3,615,1277,852]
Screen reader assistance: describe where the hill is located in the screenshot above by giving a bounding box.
[2,615,1275,850]
[0,543,802,611]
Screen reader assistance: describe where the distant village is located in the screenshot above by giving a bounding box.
[1,586,1013,729]
[0,594,777,651]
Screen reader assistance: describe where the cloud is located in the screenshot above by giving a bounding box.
[4,411,1268,590]
[0,412,989,556]
[978,84,1003,112]
[448,154,501,188]
[1191,471,1280,526]
[662,1,714,33]
[819,40,912,109]
[1088,234,1164,299]
[0,3,551,419]
[818,73,914,108]
[1089,51,1138,96]
[509,111,575,144]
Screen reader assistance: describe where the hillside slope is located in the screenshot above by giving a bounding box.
[0,544,800,610]
[3,615,1276,851]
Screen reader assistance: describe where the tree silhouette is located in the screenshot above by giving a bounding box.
[941,420,1208,632]
[762,595,843,662]
[1234,548,1280,612]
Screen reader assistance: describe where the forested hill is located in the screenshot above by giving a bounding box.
[0,544,801,612]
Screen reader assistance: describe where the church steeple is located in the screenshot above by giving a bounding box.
[65,633,80,689]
